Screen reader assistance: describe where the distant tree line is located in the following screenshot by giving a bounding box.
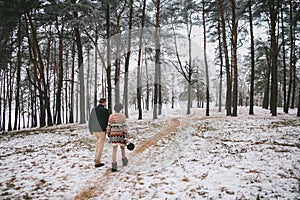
[0,0,299,131]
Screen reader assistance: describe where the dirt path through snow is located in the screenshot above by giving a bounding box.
[74,117,182,200]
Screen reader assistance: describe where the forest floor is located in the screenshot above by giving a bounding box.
[0,106,299,199]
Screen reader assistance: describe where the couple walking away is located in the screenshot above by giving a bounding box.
[88,98,128,172]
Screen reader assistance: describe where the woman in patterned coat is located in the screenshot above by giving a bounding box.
[106,103,128,172]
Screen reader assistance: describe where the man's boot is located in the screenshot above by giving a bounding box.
[112,162,117,172]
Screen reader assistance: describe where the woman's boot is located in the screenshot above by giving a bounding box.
[122,157,128,166]
[112,162,117,172]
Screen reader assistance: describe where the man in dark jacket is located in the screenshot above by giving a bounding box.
[88,98,109,167]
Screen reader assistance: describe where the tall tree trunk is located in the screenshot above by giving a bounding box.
[297,88,300,117]
[8,61,13,131]
[153,0,160,119]
[137,0,146,120]
[290,0,296,109]
[65,51,69,123]
[86,46,91,117]
[291,41,296,109]
[145,50,150,111]
[21,89,25,129]
[94,27,98,107]
[45,38,53,126]
[14,20,22,130]
[123,0,133,118]
[158,62,162,115]
[114,21,121,105]
[71,0,85,123]
[52,41,57,123]
[55,18,64,125]
[269,0,278,116]
[74,27,85,123]
[263,50,271,109]
[69,34,75,123]
[249,0,255,115]
[106,0,112,114]
[203,0,209,116]
[218,0,231,116]
[114,1,126,105]
[281,2,288,113]
[231,0,238,116]
[0,70,3,131]
[217,16,223,112]
[1,71,6,131]
[186,2,193,115]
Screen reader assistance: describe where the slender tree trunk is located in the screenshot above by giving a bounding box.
[65,51,69,123]
[0,70,2,131]
[145,48,150,111]
[186,7,193,115]
[45,38,53,126]
[71,0,85,123]
[290,0,296,109]
[14,21,22,130]
[21,89,25,128]
[281,3,288,113]
[123,0,133,118]
[291,42,296,109]
[2,71,6,131]
[218,0,231,116]
[76,73,79,123]
[69,34,75,123]
[74,27,85,123]
[114,1,126,105]
[280,4,287,113]
[231,0,238,116]
[94,28,98,107]
[158,62,162,115]
[269,0,278,116]
[137,0,146,120]
[106,0,112,114]
[55,18,64,125]
[86,46,91,117]
[297,88,300,117]
[8,61,13,131]
[153,0,161,119]
[52,41,57,123]
[217,17,223,112]
[203,0,209,116]
[263,51,271,109]
[249,0,255,115]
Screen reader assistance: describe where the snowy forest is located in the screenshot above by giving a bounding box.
[0,0,299,131]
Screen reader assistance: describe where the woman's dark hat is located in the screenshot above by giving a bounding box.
[127,142,135,151]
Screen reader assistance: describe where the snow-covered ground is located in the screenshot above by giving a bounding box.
[0,106,299,200]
